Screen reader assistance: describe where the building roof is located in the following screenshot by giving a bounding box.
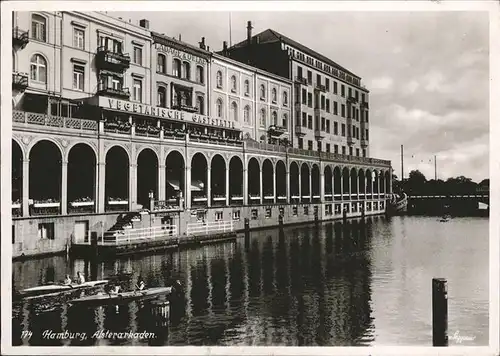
[230,28,360,79]
[151,31,211,59]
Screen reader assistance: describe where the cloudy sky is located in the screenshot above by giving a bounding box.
[110,9,490,182]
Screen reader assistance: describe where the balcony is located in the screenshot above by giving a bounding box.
[12,72,28,91]
[347,135,354,145]
[97,83,130,99]
[361,138,368,147]
[314,129,325,140]
[294,125,307,137]
[361,101,369,109]
[95,46,130,72]
[294,76,308,86]
[171,104,198,113]
[13,27,29,49]
[315,84,327,93]
[268,125,287,137]
[347,96,358,104]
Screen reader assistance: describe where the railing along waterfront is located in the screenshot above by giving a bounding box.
[186,220,234,236]
[91,225,178,245]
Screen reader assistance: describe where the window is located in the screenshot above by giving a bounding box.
[231,102,238,121]
[342,146,346,155]
[334,122,338,135]
[244,80,250,95]
[216,98,223,118]
[333,81,338,94]
[173,59,181,78]
[260,108,266,127]
[282,113,288,129]
[196,96,204,115]
[283,91,288,106]
[155,87,166,108]
[307,93,312,107]
[316,74,321,85]
[298,138,303,149]
[307,70,312,83]
[216,71,223,88]
[366,129,369,140]
[326,99,330,112]
[12,225,15,244]
[30,54,47,83]
[349,147,353,156]
[279,207,285,216]
[293,206,298,216]
[157,54,166,73]
[272,88,277,102]
[297,66,303,78]
[32,14,46,42]
[326,120,330,133]
[182,62,190,80]
[260,84,266,100]
[215,211,223,221]
[326,143,330,152]
[244,105,250,124]
[232,210,241,220]
[318,141,322,151]
[308,115,313,129]
[133,46,143,66]
[196,66,204,84]
[265,208,272,218]
[302,89,307,104]
[73,28,85,50]
[341,123,346,136]
[326,78,330,91]
[72,64,85,91]
[304,206,309,215]
[321,117,326,131]
[132,78,142,102]
[334,144,338,154]
[334,101,338,115]
[341,84,345,97]
[308,140,313,151]
[356,148,360,157]
[230,75,237,92]
[341,104,346,118]
[301,112,307,127]
[321,96,325,110]
[38,223,54,240]
[251,209,258,220]
[363,149,366,157]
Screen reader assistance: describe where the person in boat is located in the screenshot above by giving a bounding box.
[76,272,85,284]
[135,279,146,291]
[111,285,121,294]
[63,275,72,285]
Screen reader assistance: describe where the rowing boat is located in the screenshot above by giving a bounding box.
[69,287,173,306]
[18,280,109,299]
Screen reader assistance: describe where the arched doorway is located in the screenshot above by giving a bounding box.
[68,143,96,214]
[105,146,129,212]
[137,148,158,209]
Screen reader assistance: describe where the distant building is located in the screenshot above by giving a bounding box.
[220,23,370,158]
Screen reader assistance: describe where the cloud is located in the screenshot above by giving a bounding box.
[370,77,394,91]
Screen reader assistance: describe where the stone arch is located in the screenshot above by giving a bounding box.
[65,140,98,162]
[27,136,64,161]
[104,143,132,164]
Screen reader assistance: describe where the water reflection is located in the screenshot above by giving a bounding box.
[11,216,489,346]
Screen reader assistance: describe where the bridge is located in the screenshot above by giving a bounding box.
[406,193,489,216]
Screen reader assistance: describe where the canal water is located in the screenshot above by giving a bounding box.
[11,215,489,346]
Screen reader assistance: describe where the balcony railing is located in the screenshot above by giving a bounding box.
[13,27,29,49]
[268,125,287,137]
[13,110,98,131]
[294,125,307,137]
[361,101,369,109]
[361,138,368,147]
[347,135,354,145]
[97,83,130,99]
[172,104,198,113]
[12,72,28,91]
[95,46,130,72]
[294,76,308,86]
[347,96,358,104]
[314,129,325,140]
[315,84,327,93]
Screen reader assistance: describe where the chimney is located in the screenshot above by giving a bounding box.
[247,21,253,45]
[223,41,228,51]
[139,19,149,29]
[207,46,210,52]
[199,37,206,50]
[179,34,182,41]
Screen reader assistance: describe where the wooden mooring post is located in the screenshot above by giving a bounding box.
[244,218,250,249]
[151,300,170,327]
[432,278,448,346]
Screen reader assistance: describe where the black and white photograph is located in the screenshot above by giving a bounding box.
[1,1,498,355]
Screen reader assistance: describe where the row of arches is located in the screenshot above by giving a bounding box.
[12,139,391,216]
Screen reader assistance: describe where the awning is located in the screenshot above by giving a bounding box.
[167,179,181,191]
[478,202,489,210]
[191,180,205,192]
